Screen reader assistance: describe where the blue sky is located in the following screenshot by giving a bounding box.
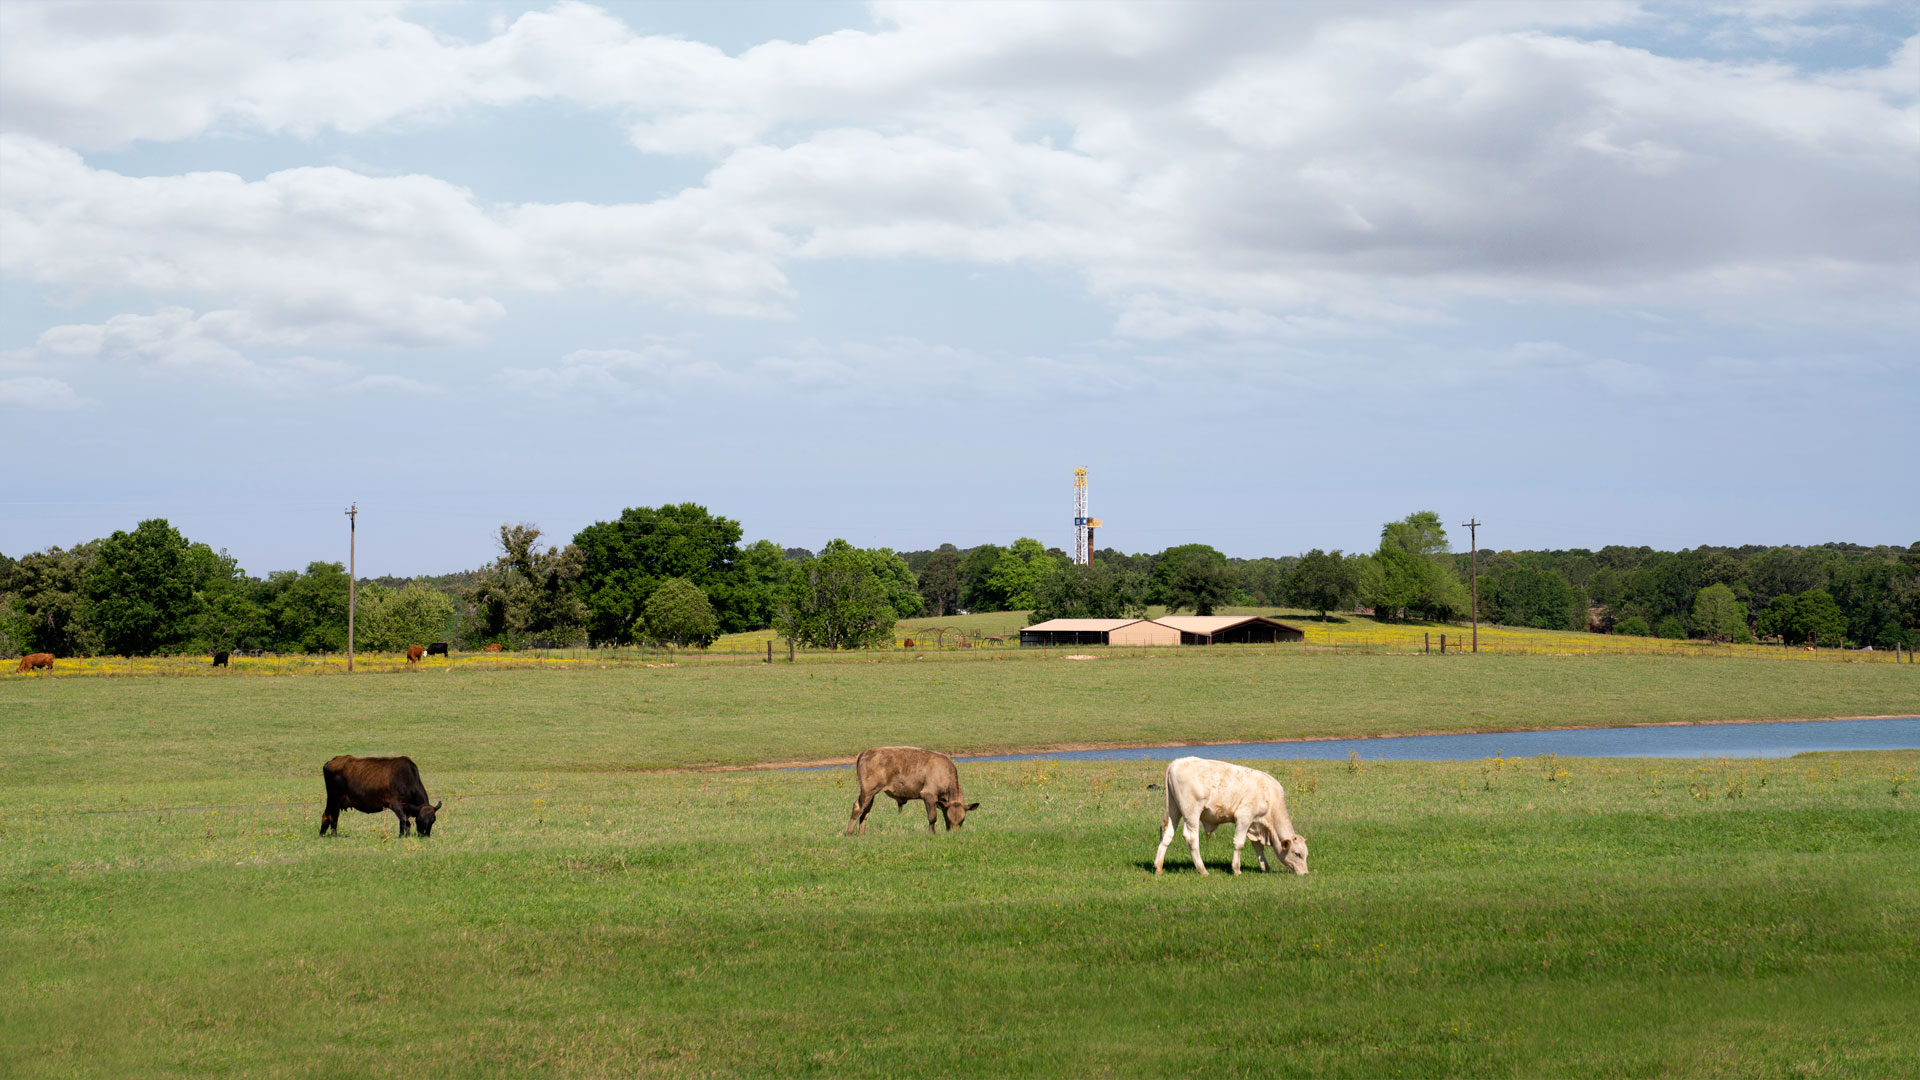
[2,1,1915,577]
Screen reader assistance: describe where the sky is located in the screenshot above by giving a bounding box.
[2,0,1915,578]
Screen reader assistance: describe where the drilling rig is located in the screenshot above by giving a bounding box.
[1072,467,1103,565]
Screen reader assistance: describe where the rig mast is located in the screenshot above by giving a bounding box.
[1072,468,1103,565]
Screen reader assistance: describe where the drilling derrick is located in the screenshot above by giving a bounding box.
[1072,468,1103,565]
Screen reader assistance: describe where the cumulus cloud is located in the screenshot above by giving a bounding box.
[0,375,89,410]
[23,305,442,397]
[1,0,1914,379]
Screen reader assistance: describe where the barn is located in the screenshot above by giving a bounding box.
[1154,615,1307,644]
[1020,618,1182,647]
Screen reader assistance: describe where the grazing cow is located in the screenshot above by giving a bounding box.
[320,755,442,837]
[406,645,425,664]
[1154,757,1309,876]
[847,746,980,834]
[427,642,450,658]
[211,651,229,667]
[16,653,54,674]
[482,643,503,652]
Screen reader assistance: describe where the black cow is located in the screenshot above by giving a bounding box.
[320,755,442,837]
[427,642,450,658]
[212,651,229,667]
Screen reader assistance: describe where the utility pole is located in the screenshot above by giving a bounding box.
[1462,518,1480,654]
[345,503,358,672]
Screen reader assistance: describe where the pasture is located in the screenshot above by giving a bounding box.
[3,652,1917,1076]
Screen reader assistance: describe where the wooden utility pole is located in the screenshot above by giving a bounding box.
[1462,518,1480,654]
[345,503,358,672]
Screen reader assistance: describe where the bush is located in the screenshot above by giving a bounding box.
[1613,616,1651,637]
[1655,617,1686,640]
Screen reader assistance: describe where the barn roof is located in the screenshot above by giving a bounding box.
[1023,618,1150,632]
[1155,615,1306,634]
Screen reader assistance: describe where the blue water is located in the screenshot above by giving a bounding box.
[939,717,1920,765]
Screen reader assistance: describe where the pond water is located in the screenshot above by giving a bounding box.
[942,717,1920,765]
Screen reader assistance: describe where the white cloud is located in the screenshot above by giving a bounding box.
[0,375,89,410]
[499,344,737,398]
[22,305,441,396]
[1,0,1914,376]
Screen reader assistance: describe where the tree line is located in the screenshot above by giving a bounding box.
[3,505,1915,657]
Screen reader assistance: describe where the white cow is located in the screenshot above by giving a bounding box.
[1153,756,1309,876]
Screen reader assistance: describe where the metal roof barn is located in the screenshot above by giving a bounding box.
[1153,615,1307,644]
[1020,618,1181,647]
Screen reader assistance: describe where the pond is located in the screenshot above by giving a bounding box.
[946,717,1920,765]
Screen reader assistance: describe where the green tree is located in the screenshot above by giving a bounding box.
[82,520,207,655]
[573,504,746,644]
[958,544,1008,611]
[645,577,720,647]
[466,524,589,647]
[263,562,349,652]
[1655,616,1686,640]
[1487,564,1580,630]
[1236,557,1292,606]
[775,539,903,649]
[1758,589,1847,647]
[1029,562,1149,623]
[916,547,963,616]
[1150,544,1238,616]
[1362,512,1470,621]
[5,544,100,655]
[1284,549,1358,618]
[1613,615,1652,637]
[1690,583,1744,643]
[986,538,1057,611]
[732,539,792,631]
[355,581,458,652]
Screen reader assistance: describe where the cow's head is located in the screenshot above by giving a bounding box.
[414,801,443,836]
[941,798,982,830]
[1277,832,1309,874]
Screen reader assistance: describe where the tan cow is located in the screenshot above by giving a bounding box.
[846,746,980,834]
[16,653,54,674]
[406,645,425,664]
[1153,756,1309,876]
[482,643,503,652]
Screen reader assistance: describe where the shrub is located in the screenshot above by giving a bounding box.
[1613,615,1651,637]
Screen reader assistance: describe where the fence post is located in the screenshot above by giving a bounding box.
[1441,633,1447,654]
[1424,632,1430,654]
[766,639,772,664]
[789,639,795,663]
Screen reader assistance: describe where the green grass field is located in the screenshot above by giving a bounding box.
[3,653,1917,1076]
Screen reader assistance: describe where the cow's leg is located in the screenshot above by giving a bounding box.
[1184,817,1208,876]
[1251,839,1271,872]
[1153,815,1177,875]
[847,785,879,835]
[1230,819,1251,876]
[392,803,412,837]
[320,770,342,836]
[923,794,941,833]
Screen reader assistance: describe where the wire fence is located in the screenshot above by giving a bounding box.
[13,628,1914,678]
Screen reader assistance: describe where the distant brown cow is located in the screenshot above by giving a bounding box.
[846,746,980,834]
[320,755,442,837]
[482,643,503,652]
[16,653,53,674]
[406,645,425,664]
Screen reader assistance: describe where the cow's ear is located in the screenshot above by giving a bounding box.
[966,802,980,811]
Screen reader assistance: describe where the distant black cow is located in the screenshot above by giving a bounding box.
[320,755,442,837]
[427,642,450,658]
[212,651,229,667]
